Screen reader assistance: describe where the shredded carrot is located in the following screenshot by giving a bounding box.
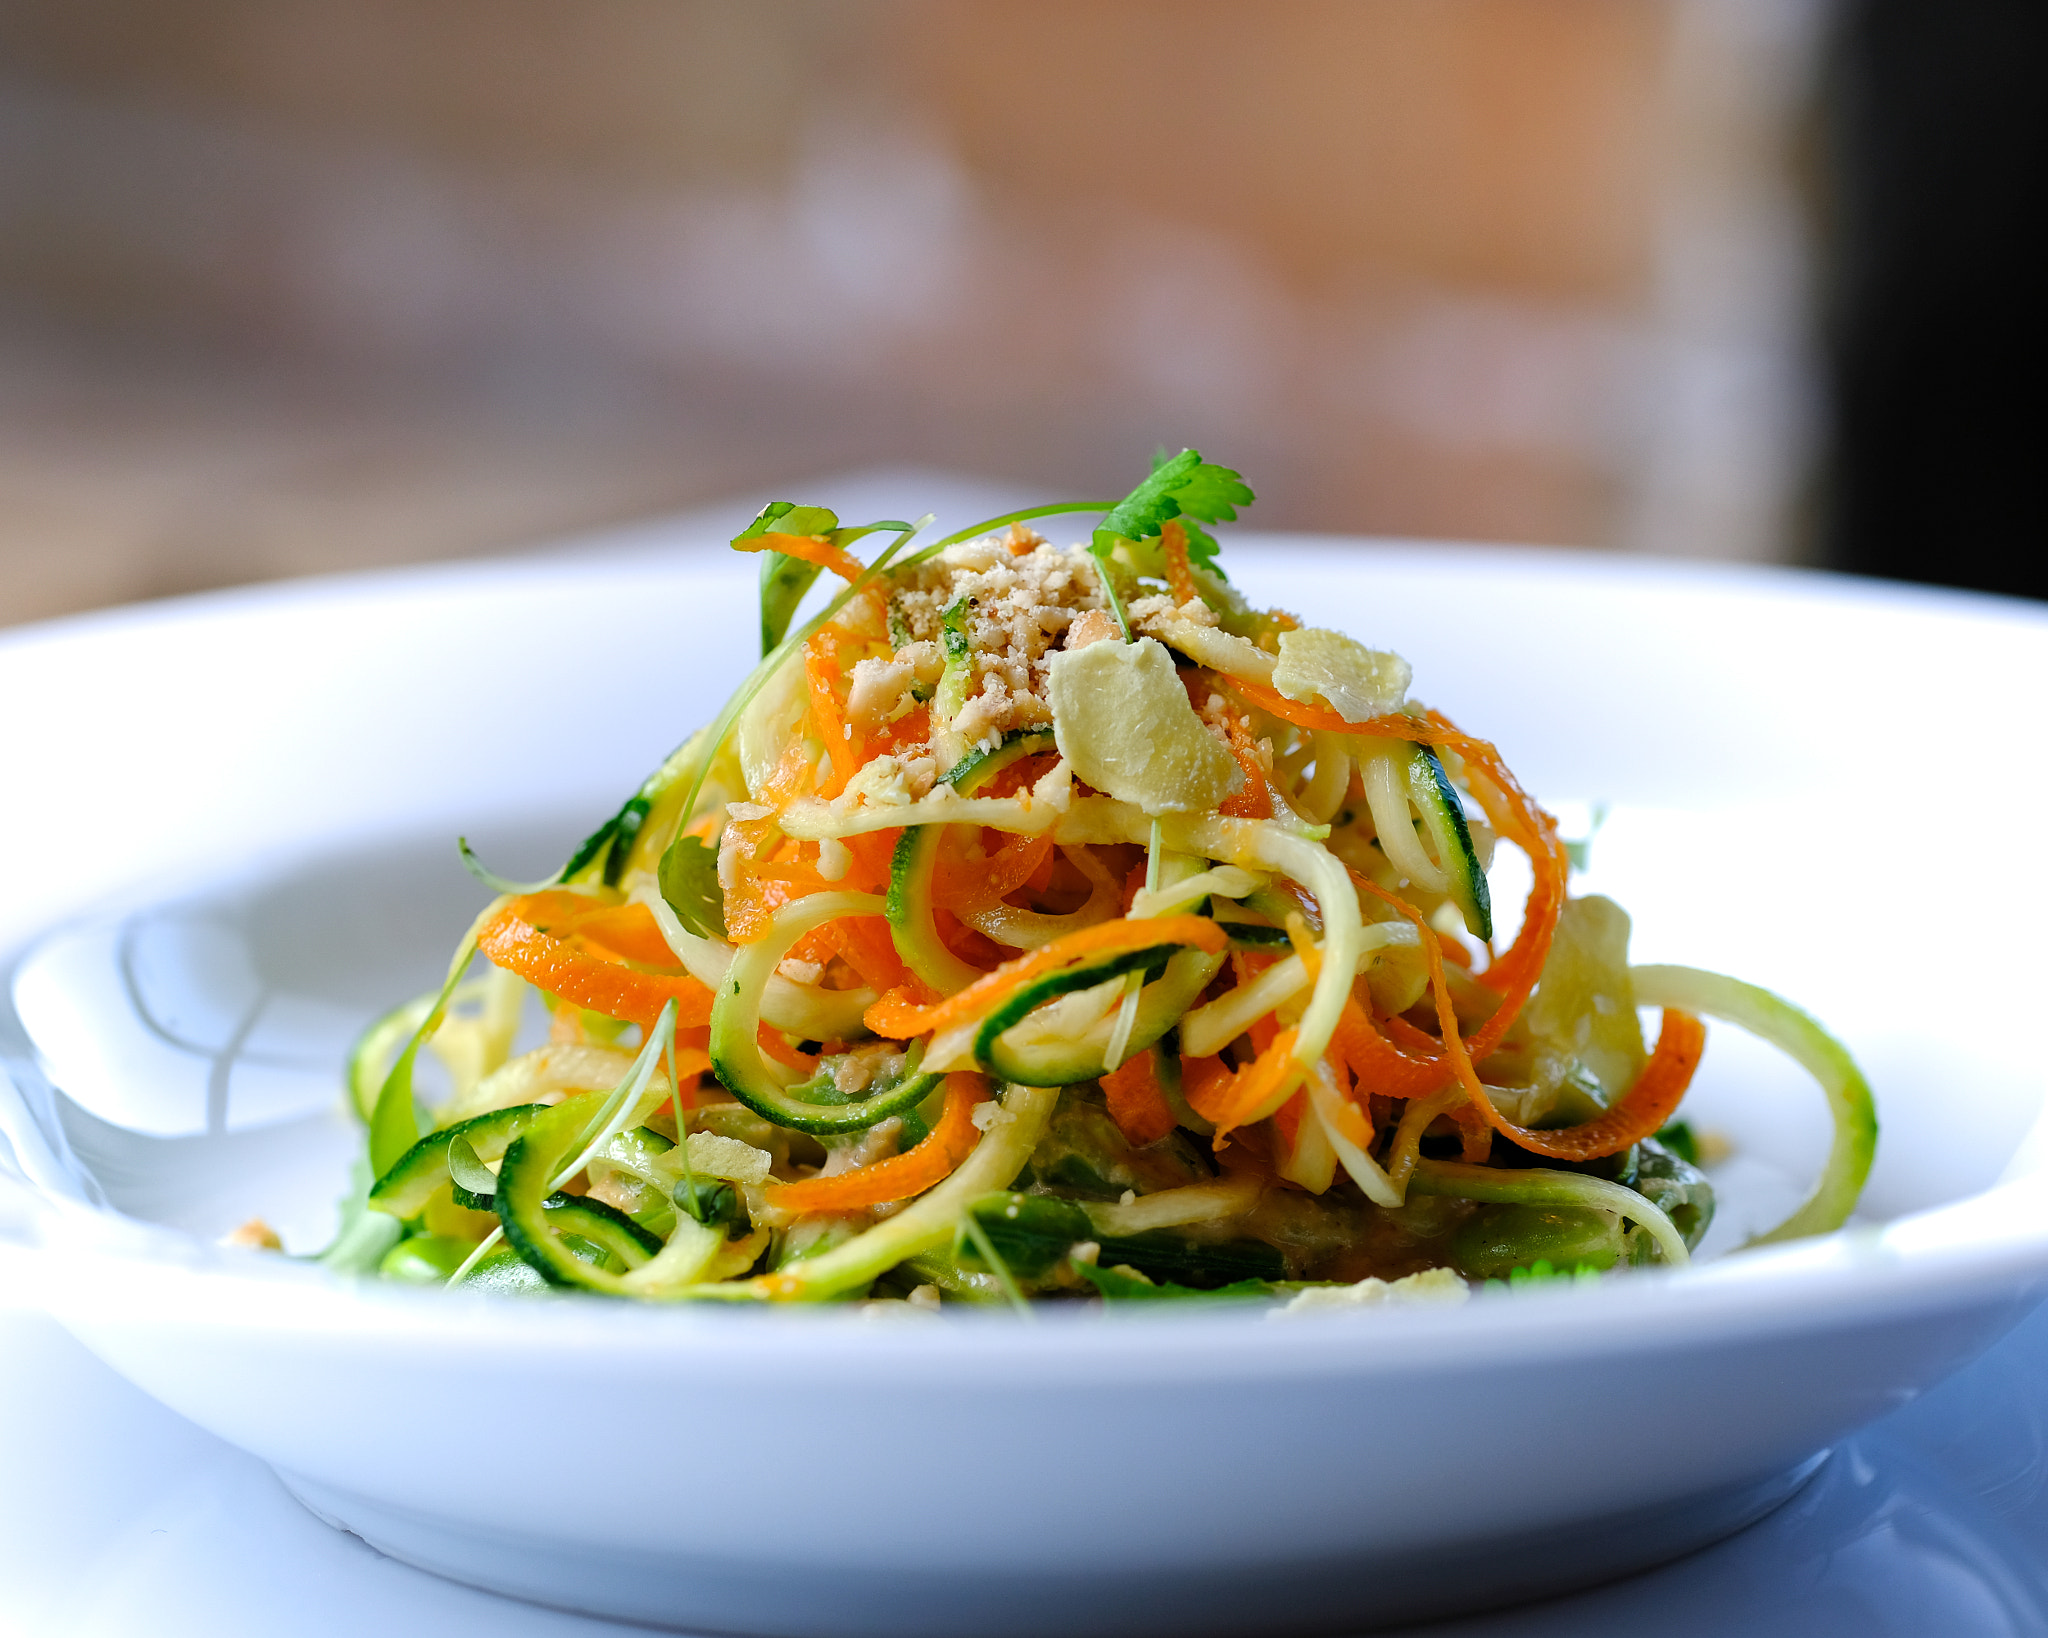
[761,1073,990,1212]
[1332,995,1447,1099]
[1217,714,1275,819]
[862,914,1230,1041]
[733,531,865,584]
[1161,519,1200,605]
[1180,1053,1235,1117]
[1022,839,1059,896]
[1187,1027,1300,1143]
[1360,866,1702,1163]
[804,629,865,795]
[757,1022,817,1076]
[479,895,716,1031]
[1319,1066,1376,1150]
[1101,1047,1177,1147]
[570,901,681,967]
[823,914,914,993]
[1489,1011,1705,1162]
[934,829,1055,914]
[723,745,814,943]
[839,829,901,894]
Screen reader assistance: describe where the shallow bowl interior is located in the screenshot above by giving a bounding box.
[5,534,2048,1636]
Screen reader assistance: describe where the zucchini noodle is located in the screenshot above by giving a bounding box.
[343,456,1875,1306]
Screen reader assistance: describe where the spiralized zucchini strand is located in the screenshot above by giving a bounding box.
[1084,1174,1263,1235]
[1409,1158,1691,1267]
[1222,822,1364,1078]
[634,882,873,1041]
[1294,732,1352,825]
[715,890,886,1092]
[961,845,1121,948]
[1357,738,1450,895]
[1179,922,1419,1060]
[1631,964,1877,1245]
[1304,1059,1402,1208]
[1128,864,1267,921]
[555,999,679,1188]
[747,1084,1061,1302]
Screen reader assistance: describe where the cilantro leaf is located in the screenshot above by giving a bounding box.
[1089,451,1254,628]
[1072,1260,1276,1303]
[733,501,840,544]
[1095,448,1253,556]
[732,501,912,552]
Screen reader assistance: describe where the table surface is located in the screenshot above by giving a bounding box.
[4,1296,2047,1638]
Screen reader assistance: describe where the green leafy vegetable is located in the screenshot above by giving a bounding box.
[1086,449,1254,638]
[460,785,649,896]
[1484,1258,1607,1292]
[957,1192,1285,1290]
[1653,1120,1699,1167]
[673,1176,750,1239]
[1072,1261,1276,1302]
[733,501,914,657]
[1096,449,1253,577]
[316,1157,404,1273]
[659,833,727,939]
[758,553,824,658]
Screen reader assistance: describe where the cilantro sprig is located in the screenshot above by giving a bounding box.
[1091,449,1255,638]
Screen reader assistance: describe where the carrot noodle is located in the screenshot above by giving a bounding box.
[1161,519,1201,606]
[724,745,814,943]
[733,530,866,584]
[863,914,1229,1041]
[1218,713,1275,820]
[1188,1027,1300,1144]
[1102,1047,1178,1147]
[804,629,863,795]
[1332,996,1448,1099]
[1483,1010,1706,1162]
[756,1021,818,1076]
[762,1074,990,1212]
[934,829,1056,913]
[479,895,718,1032]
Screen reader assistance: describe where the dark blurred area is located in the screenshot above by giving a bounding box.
[9,2,2019,626]
[1821,0,2047,599]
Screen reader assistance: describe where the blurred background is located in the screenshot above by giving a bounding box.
[0,0,2039,629]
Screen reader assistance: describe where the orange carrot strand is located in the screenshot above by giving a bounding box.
[1101,1047,1177,1148]
[479,896,716,1031]
[732,531,866,584]
[1161,519,1201,605]
[761,1073,990,1212]
[862,914,1228,1040]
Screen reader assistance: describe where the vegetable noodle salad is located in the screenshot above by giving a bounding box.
[342,454,1876,1309]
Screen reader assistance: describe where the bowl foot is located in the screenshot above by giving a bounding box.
[278,1452,1827,1636]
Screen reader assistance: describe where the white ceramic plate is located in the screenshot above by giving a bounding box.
[5,513,2048,1636]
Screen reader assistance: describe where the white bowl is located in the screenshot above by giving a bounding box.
[5,525,2048,1636]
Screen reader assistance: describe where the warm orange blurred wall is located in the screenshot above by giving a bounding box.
[0,0,1821,621]
[915,2,1663,300]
